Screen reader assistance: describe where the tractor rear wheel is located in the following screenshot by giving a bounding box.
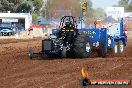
[73,33,92,58]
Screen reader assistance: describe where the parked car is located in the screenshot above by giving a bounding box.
[0,27,15,36]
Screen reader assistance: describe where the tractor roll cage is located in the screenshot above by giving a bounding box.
[59,16,78,29]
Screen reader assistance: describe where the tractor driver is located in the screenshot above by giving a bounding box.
[59,20,76,44]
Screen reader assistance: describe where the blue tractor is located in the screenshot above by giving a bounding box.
[28,16,127,59]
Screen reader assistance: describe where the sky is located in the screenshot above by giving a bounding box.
[92,0,119,9]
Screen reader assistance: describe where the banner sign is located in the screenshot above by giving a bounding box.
[106,7,124,20]
[2,19,18,23]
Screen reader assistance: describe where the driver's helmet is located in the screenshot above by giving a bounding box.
[65,20,70,26]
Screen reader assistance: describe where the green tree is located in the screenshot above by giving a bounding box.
[33,0,43,12]
[87,0,94,18]
[32,13,38,22]
[118,0,128,7]
[15,0,33,13]
[93,8,105,19]
[45,0,94,19]
[0,0,15,12]
[113,0,132,12]
[126,2,132,12]
[8,0,23,4]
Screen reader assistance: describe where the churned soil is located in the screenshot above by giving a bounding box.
[0,33,132,88]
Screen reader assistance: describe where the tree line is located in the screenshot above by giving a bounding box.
[1,0,130,22]
[0,0,104,21]
[0,0,43,13]
[113,0,132,12]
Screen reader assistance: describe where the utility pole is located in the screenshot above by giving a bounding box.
[80,0,83,29]
[80,0,88,29]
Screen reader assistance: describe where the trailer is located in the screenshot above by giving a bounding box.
[28,16,127,59]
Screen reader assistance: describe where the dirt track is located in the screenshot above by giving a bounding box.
[0,34,132,88]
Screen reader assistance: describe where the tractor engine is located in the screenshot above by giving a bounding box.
[42,32,74,57]
[42,35,62,53]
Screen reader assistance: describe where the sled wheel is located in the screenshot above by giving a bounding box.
[118,40,124,54]
[29,48,33,59]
